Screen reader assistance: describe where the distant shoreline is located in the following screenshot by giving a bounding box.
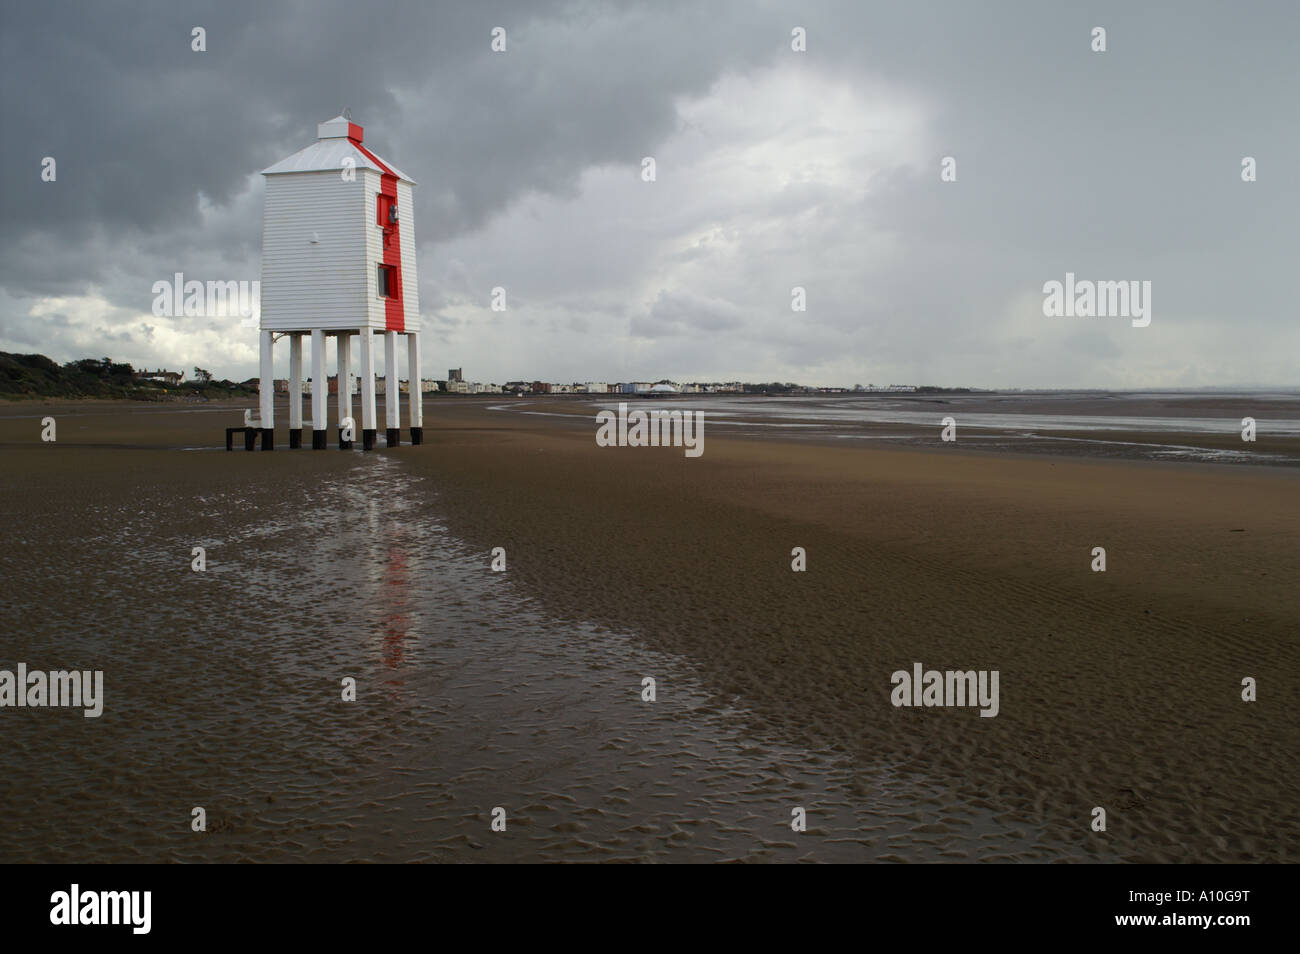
[4,391,1298,468]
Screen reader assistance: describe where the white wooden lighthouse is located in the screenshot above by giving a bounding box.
[252,114,422,450]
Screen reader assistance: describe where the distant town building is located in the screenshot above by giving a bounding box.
[139,368,183,387]
[326,374,360,396]
[448,368,464,383]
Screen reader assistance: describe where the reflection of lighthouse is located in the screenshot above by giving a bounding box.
[255,114,423,451]
[381,540,411,673]
[351,465,424,697]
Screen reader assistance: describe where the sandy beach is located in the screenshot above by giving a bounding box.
[1,395,1297,862]
[415,397,1300,862]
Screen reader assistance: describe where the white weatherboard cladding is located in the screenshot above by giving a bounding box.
[260,171,368,332]
[396,180,419,329]
[363,170,384,331]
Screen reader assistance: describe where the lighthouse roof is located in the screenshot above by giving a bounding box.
[261,116,415,184]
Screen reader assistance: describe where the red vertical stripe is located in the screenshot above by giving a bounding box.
[351,139,405,333]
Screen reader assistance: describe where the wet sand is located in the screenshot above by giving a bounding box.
[415,398,1300,862]
[513,391,1300,464]
[1,396,1297,862]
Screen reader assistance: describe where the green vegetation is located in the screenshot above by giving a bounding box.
[0,352,256,400]
[742,382,803,394]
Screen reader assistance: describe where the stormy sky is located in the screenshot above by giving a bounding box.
[2,0,1297,388]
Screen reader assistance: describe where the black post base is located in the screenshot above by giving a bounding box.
[338,427,353,450]
[386,428,400,447]
[289,428,302,449]
[363,428,377,451]
[312,429,327,450]
[244,428,257,451]
[410,426,423,445]
[260,427,274,450]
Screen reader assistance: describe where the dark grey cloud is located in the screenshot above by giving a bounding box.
[1,0,1297,386]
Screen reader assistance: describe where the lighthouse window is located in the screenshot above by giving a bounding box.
[378,265,398,299]
[377,194,396,227]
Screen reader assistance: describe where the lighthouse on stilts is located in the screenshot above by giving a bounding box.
[244,114,421,451]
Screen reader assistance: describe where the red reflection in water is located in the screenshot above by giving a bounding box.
[381,541,410,681]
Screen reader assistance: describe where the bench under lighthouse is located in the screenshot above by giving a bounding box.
[254,114,422,450]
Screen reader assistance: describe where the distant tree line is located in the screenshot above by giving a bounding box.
[0,352,254,399]
[742,382,802,393]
